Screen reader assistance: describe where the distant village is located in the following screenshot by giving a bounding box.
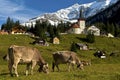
[0,8,115,38]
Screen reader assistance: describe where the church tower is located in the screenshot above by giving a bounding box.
[78,7,85,34]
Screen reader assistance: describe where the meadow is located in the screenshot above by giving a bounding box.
[0,34,120,80]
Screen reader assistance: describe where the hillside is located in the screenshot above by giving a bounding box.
[86,0,120,25]
[0,34,120,80]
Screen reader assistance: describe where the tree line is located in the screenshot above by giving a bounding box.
[1,17,27,33]
[28,20,71,40]
[93,22,120,37]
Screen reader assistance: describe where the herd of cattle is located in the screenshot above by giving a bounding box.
[3,45,91,77]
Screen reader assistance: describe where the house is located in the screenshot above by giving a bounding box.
[87,25,100,36]
[67,23,81,34]
[11,27,26,34]
[0,30,8,35]
[53,37,60,44]
[107,33,114,37]
[76,43,89,50]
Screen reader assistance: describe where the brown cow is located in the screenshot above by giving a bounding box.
[6,45,49,77]
[52,51,83,72]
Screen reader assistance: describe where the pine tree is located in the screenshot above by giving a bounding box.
[15,20,20,26]
[53,26,60,38]
[34,21,47,39]
[86,33,95,43]
[110,23,115,35]
[115,24,120,37]
[70,42,77,52]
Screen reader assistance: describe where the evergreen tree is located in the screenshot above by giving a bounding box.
[34,21,46,39]
[70,42,77,52]
[34,21,41,37]
[110,23,115,35]
[86,33,95,43]
[53,26,60,38]
[115,24,120,37]
[1,24,6,30]
[48,25,55,38]
[15,20,20,26]
[29,23,34,33]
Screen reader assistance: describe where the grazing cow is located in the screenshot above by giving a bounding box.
[5,45,49,77]
[94,50,106,58]
[52,51,83,72]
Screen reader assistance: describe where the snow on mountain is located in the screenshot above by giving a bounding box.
[21,0,118,27]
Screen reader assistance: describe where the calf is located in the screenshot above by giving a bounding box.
[52,51,83,72]
[6,45,49,77]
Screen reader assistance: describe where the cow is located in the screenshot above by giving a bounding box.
[94,50,106,58]
[5,45,49,77]
[52,51,83,72]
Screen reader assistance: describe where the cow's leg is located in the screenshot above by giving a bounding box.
[52,62,55,72]
[31,61,36,75]
[12,59,19,77]
[52,62,60,72]
[56,64,60,72]
[8,61,13,77]
[71,63,75,71]
[26,63,31,76]
[68,63,71,72]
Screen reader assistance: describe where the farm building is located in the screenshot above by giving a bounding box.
[0,30,8,35]
[11,27,26,34]
[53,37,60,44]
[87,25,100,36]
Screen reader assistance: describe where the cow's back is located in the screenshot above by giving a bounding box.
[8,45,40,63]
[53,51,77,64]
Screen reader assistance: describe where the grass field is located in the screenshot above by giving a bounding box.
[0,34,120,80]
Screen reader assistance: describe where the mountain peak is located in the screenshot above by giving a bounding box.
[22,0,118,27]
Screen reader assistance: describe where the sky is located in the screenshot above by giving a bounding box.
[0,0,95,28]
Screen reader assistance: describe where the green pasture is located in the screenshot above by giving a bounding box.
[0,34,120,80]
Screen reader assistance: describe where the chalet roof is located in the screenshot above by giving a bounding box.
[71,23,79,28]
[11,26,25,33]
[87,25,100,31]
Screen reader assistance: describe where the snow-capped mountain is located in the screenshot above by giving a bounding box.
[22,0,118,27]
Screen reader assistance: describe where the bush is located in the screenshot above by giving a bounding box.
[86,33,95,43]
[70,42,78,52]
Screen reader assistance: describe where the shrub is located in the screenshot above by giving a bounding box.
[70,42,78,52]
[86,33,95,43]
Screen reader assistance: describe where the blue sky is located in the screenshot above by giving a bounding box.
[0,0,95,27]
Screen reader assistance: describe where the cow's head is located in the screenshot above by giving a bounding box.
[38,63,49,74]
[77,63,84,70]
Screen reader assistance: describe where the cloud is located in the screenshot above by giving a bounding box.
[0,0,43,24]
